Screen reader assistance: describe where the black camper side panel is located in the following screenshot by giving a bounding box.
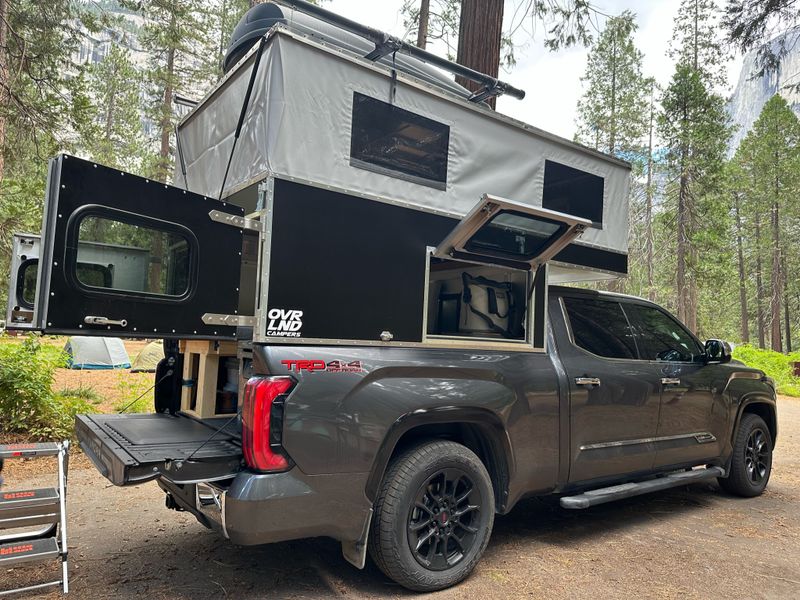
[266,179,456,343]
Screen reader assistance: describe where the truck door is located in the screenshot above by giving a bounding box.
[17,154,244,339]
[554,293,663,483]
[622,302,726,467]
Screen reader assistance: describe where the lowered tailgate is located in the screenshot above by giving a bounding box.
[75,413,242,486]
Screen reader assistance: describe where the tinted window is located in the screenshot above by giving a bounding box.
[350,92,449,187]
[465,211,566,261]
[76,215,191,297]
[563,297,638,359]
[19,260,38,308]
[17,259,113,309]
[624,303,703,362]
[542,160,604,227]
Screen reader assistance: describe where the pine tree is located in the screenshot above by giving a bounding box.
[734,95,800,351]
[575,12,649,157]
[80,45,148,173]
[658,0,730,333]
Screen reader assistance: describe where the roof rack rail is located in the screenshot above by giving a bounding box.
[273,0,526,102]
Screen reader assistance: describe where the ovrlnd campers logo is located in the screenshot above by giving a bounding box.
[266,308,303,337]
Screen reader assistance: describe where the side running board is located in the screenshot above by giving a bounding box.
[560,466,725,510]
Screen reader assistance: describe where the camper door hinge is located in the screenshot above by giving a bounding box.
[202,313,256,327]
[209,209,261,232]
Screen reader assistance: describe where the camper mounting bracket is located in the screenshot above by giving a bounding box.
[469,82,504,104]
[364,34,403,61]
[208,209,261,233]
[202,313,256,327]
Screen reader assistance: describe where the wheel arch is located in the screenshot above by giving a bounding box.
[365,407,514,513]
[735,398,777,444]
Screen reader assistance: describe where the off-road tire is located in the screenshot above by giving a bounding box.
[368,439,494,592]
[718,413,773,497]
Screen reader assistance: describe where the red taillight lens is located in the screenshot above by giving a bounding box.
[242,376,294,472]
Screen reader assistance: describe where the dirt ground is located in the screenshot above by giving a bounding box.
[2,397,799,599]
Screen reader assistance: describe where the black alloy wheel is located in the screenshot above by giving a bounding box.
[368,440,494,592]
[744,427,770,485]
[718,413,773,497]
[407,467,482,571]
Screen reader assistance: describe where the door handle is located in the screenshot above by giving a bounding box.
[661,377,681,386]
[575,377,601,387]
[84,315,128,327]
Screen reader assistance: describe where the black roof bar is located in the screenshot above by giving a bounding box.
[273,0,526,102]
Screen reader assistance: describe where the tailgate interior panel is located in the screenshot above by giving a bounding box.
[75,413,242,487]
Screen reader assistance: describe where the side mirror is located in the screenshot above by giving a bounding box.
[704,339,732,364]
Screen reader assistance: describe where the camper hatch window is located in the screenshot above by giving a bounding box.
[72,213,194,298]
[350,92,450,189]
[542,160,605,228]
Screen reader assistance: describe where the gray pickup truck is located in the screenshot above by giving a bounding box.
[73,285,776,592]
[5,2,777,590]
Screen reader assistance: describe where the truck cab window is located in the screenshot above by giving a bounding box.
[75,215,192,297]
[623,303,703,362]
[563,296,638,359]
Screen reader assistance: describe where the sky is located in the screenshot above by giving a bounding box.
[323,0,744,140]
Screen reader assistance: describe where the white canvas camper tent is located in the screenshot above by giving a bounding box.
[64,337,131,370]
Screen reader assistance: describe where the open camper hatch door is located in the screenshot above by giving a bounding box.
[15,154,247,340]
[434,194,592,269]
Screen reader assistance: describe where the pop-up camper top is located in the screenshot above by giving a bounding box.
[7,0,630,351]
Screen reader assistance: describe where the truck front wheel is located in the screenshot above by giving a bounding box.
[368,439,494,591]
[718,413,773,497]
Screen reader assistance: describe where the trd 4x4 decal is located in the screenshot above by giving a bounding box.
[282,360,365,373]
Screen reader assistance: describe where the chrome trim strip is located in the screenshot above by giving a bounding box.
[580,432,717,451]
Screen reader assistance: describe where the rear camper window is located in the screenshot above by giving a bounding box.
[350,92,450,189]
[74,215,193,298]
[542,160,604,227]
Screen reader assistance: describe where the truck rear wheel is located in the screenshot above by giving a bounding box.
[368,440,494,592]
[718,413,773,497]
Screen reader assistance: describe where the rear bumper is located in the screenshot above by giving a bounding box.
[160,468,372,546]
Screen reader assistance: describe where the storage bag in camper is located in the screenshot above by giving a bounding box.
[64,336,131,370]
[460,273,522,339]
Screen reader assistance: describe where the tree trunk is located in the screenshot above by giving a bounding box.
[755,213,766,348]
[734,193,749,343]
[770,199,782,351]
[151,13,177,293]
[416,0,430,49]
[455,0,503,109]
[609,36,617,154]
[0,0,9,186]
[676,169,690,326]
[645,83,655,301]
[783,252,791,352]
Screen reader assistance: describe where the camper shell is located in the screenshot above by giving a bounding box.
[6,3,631,350]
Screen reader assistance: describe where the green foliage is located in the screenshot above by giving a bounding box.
[732,344,800,397]
[575,11,650,160]
[78,45,150,173]
[0,336,94,440]
[58,385,102,404]
[113,376,154,414]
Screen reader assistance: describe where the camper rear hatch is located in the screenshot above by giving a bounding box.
[75,413,242,487]
[7,154,245,339]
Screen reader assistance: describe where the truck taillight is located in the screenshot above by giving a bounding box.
[242,376,294,473]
